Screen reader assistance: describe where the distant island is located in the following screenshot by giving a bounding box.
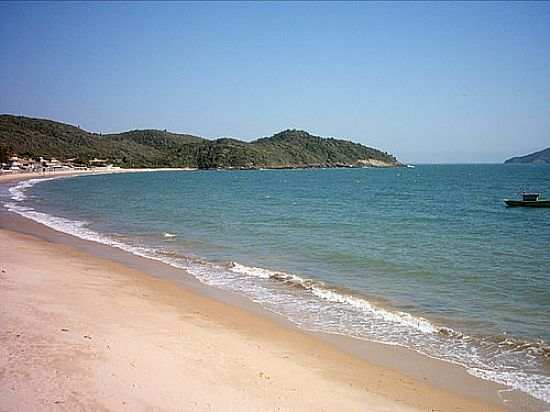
[504,147,550,164]
[0,115,404,170]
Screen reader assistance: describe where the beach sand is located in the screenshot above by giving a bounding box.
[0,173,508,411]
[0,167,196,184]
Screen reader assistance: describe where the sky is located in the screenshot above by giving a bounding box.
[1,2,549,163]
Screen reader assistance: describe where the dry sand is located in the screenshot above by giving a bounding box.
[0,171,508,411]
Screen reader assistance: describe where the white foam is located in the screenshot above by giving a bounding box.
[230,261,439,334]
[4,202,125,248]
[468,368,550,404]
[230,262,279,279]
[163,232,178,238]
[308,285,439,334]
[8,178,55,201]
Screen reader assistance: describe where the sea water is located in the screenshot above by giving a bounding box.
[3,165,549,405]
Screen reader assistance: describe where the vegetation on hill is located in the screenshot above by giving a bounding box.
[0,115,403,169]
[504,147,550,164]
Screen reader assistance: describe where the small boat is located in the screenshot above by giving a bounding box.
[504,192,550,208]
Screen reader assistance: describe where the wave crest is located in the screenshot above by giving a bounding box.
[230,262,439,334]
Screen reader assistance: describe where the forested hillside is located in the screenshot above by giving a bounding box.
[0,115,403,169]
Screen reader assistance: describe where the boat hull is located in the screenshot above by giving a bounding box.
[504,199,550,208]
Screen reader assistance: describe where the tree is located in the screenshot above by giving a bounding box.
[0,141,13,165]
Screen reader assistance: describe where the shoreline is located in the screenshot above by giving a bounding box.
[0,171,534,410]
[0,166,197,184]
[0,160,405,186]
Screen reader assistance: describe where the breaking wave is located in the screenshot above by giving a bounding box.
[230,262,440,334]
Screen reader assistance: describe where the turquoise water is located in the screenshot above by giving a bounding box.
[4,165,549,404]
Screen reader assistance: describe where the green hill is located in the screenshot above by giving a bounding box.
[504,147,550,164]
[0,115,403,169]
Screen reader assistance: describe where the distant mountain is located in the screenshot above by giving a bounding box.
[0,115,404,169]
[504,147,550,164]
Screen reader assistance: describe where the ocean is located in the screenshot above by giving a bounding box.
[3,164,549,406]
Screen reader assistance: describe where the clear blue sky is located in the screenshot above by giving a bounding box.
[1,1,549,163]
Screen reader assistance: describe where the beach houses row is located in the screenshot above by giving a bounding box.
[1,156,111,172]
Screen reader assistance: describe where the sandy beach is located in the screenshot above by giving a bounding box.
[0,173,508,411]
